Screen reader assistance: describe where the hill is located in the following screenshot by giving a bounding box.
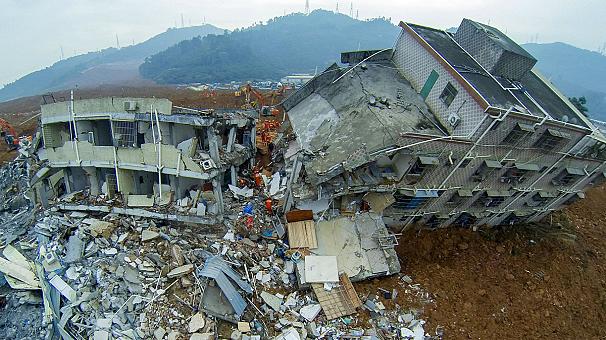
[0,24,225,102]
[523,42,606,120]
[139,10,400,84]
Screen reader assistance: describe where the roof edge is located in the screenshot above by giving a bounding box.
[398,21,491,110]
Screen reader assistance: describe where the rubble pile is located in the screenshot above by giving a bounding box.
[0,127,443,340]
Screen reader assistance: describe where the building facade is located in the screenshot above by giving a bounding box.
[280,19,606,229]
[32,96,257,224]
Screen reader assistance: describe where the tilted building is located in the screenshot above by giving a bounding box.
[280,18,606,229]
[31,97,257,224]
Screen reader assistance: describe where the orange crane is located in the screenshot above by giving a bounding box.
[0,118,20,150]
[241,84,284,116]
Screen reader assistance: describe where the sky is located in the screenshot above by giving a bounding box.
[1,0,605,86]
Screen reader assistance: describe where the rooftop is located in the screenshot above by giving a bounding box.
[286,60,445,180]
[406,23,589,128]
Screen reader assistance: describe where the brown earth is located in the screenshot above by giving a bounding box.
[394,183,606,339]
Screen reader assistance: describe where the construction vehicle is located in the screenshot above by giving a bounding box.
[240,84,283,116]
[0,118,20,150]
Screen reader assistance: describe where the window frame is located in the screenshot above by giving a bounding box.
[439,82,458,108]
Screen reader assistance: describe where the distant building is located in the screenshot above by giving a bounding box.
[280,18,606,229]
[281,74,315,86]
[32,97,257,224]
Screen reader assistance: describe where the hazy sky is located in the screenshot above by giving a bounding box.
[2,0,605,86]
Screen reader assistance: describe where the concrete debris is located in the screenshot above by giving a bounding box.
[188,313,206,333]
[167,264,194,278]
[304,255,339,283]
[141,229,160,242]
[0,93,446,339]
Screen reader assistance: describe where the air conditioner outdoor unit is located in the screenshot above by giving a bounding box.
[124,101,138,111]
[447,112,461,127]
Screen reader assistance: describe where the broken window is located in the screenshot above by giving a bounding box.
[112,121,138,147]
[526,191,555,207]
[439,82,458,107]
[472,160,502,182]
[552,167,584,186]
[501,123,535,146]
[453,212,476,228]
[475,190,510,208]
[501,163,540,184]
[393,189,439,210]
[533,128,569,151]
[446,189,473,206]
[405,156,439,183]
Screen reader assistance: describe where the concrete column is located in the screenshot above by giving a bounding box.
[63,169,72,193]
[207,128,220,164]
[83,167,100,196]
[212,178,224,215]
[230,165,237,186]
[226,126,236,153]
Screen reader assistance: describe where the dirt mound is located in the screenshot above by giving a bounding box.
[396,184,606,339]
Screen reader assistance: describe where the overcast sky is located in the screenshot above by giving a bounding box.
[1,0,605,86]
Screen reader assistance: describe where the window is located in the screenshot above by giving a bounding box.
[405,156,439,183]
[533,129,570,150]
[453,212,476,228]
[393,190,439,210]
[526,191,555,207]
[446,189,472,205]
[552,168,584,186]
[472,160,503,182]
[501,163,540,184]
[439,82,458,107]
[475,191,510,208]
[113,121,138,147]
[501,123,534,146]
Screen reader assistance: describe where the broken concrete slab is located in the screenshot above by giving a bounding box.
[141,230,160,242]
[299,304,321,322]
[48,274,76,302]
[127,194,154,208]
[167,264,194,278]
[0,257,40,288]
[188,313,206,333]
[303,256,338,283]
[260,291,283,312]
[64,235,85,263]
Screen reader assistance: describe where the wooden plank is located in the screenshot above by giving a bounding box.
[287,220,317,249]
[285,210,313,222]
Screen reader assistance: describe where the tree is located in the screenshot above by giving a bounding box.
[569,96,589,116]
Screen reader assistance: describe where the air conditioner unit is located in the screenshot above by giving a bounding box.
[124,101,138,111]
[447,112,461,127]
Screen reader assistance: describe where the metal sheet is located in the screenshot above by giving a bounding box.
[515,162,540,171]
[565,167,585,176]
[457,189,473,197]
[484,160,503,168]
[419,156,439,165]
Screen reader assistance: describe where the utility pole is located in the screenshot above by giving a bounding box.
[305,0,309,15]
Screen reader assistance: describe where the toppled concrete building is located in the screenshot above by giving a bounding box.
[280,18,606,229]
[31,97,257,224]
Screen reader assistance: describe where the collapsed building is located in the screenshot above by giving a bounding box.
[279,18,606,229]
[30,97,258,224]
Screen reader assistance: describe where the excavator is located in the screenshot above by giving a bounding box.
[239,84,286,116]
[0,118,20,150]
